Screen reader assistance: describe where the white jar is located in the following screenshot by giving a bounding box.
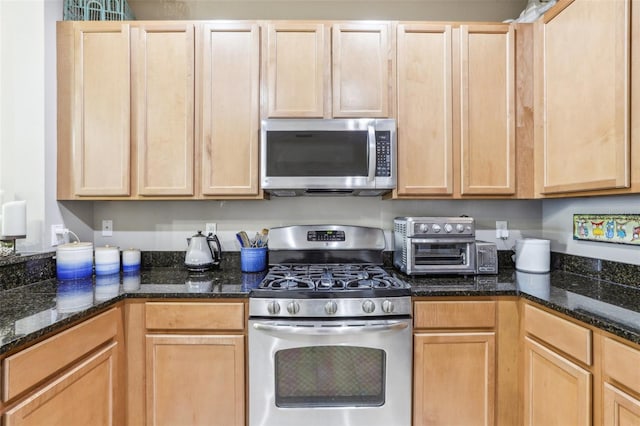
[56,242,94,280]
[122,248,141,272]
[514,239,550,273]
[94,245,120,275]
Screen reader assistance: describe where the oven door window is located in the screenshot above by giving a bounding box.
[413,242,468,266]
[274,345,386,407]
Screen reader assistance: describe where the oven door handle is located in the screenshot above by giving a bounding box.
[252,321,409,336]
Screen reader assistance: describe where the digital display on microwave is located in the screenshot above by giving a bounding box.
[266,130,369,176]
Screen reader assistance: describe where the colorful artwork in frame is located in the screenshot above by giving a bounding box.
[573,214,640,245]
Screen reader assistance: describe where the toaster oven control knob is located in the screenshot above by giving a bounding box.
[267,301,281,315]
[287,301,300,315]
[418,223,429,233]
[444,223,453,233]
[325,300,338,315]
[381,299,395,313]
[432,224,442,233]
[456,224,465,233]
[362,299,376,313]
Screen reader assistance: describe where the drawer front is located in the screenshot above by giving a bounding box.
[414,301,496,329]
[603,337,640,395]
[524,303,592,365]
[145,302,245,331]
[3,308,120,401]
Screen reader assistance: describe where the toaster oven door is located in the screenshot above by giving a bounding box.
[407,238,476,274]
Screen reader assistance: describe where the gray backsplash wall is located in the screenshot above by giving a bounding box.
[63,198,543,252]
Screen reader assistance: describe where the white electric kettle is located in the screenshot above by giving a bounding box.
[185,231,222,271]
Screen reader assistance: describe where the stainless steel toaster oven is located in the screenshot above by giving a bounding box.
[393,217,497,275]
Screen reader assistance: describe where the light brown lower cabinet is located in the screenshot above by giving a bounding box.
[523,336,592,426]
[145,334,245,426]
[602,336,640,426]
[1,307,124,426]
[4,343,119,426]
[603,383,640,426]
[413,332,496,426]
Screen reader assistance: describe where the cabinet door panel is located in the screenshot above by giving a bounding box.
[73,23,130,196]
[133,24,195,196]
[536,0,630,194]
[332,23,391,117]
[460,24,515,195]
[524,336,591,426]
[199,23,260,196]
[603,383,640,426]
[4,343,118,426]
[396,24,453,195]
[267,23,327,117]
[414,332,495,426]
[146,334,244,426]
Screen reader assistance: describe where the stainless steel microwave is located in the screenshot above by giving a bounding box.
[260,118,397,196]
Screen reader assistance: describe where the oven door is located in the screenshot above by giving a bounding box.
[406,238,476,274]
[248,317,412,426]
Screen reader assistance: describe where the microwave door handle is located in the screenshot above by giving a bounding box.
[252,321,408,336]
[367,124,376,182]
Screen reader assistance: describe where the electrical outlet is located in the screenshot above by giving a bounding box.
[205,223,217,234]
[51,224,65,246]
[495,220,509,239]
[102,220,113,237]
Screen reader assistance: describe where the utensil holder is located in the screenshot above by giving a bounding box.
[240,247,267,272]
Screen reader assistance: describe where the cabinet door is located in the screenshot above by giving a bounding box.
[4,343,118,426]
[332,23,392,117]
[199,23,260,196]
[266,23,328,117]
[146,334,245,426]
[413,332,495,426]
[535,0,630,194]
[603,383,640,426]
[72,23,130,196]
[524,336,591,426]
[460,24,515,195]
[396,24,453,196]
[132,23,195,196]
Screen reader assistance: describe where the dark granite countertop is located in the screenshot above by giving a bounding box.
[1,264,639,356]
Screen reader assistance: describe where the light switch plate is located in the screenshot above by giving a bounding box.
[102,220,113,237]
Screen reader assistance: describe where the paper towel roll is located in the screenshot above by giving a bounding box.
[1,201,27,237]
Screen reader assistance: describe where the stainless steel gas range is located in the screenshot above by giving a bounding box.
[248,225,412,426]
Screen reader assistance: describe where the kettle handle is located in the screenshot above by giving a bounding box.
[207,234,223,262]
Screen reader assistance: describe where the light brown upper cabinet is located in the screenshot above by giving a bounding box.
[57,22,131,198]
[534,0,631,195]
[57,21,261,200]
[460,24,515,195]
[132,23,195,196]
[266,23,329,117]
[198,23,261,196]
[332,23,394,117]
[265,22,393,118]
[395,23,515,198]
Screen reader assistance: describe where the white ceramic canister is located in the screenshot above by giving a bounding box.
[514,238,550,273]
[122,248,141,272]
[94,245,120,275]
[56,242,94,280]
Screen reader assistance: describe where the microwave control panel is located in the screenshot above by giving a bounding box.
[375,131,392,177]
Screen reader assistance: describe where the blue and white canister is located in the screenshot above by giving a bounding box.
[94,245,120,276]
[122,248,141,272]
[56,242,93,280]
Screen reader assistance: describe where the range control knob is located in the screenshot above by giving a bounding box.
[444,223,453,233]
[381,300,395,314]
[287,301,301,315]
[432,224,442,233]
[456,224,466,233]
[325,300,338,315]
[362,299,376,314]
[267,301,281,315]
